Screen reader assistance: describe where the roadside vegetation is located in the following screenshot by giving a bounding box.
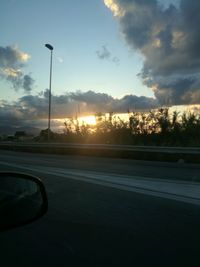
[38,108,200,147]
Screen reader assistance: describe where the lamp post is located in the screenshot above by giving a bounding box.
[45,43,53,141]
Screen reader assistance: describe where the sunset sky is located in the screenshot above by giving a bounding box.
[0,0,200,132]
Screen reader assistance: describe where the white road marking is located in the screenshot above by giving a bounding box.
[1,161,200,205]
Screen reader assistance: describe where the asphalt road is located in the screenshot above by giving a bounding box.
[0,150,200,266]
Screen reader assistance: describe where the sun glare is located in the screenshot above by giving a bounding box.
[78,115,96,125]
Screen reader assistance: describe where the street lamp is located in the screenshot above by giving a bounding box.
[45,43,53,141]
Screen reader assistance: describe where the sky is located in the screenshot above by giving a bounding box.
[0,0,200,132]
[0,0,148,100]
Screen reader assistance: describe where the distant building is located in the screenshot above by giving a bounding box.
[6,135,15,141]
[14,131,33,141]
[15,131,26,140]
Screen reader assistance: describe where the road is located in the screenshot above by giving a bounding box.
[0,150,200,266]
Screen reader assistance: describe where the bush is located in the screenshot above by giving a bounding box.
[37,109,200,146]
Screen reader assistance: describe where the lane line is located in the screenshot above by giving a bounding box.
[1,161,200,206]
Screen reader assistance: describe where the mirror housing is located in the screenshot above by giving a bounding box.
[0,172,48,231]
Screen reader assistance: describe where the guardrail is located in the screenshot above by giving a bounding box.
[0,142,199,163]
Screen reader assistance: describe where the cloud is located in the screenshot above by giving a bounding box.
[23,74,35,92]
[0,45,30,68]
[0,90,158,131]
[70,90,113,104]
[104,0,124,16]
[96,45,111,60]
[113,95,158,112]
[96,45,120,65]
[112,56,120,65]
[104,0,200,105]
[69,91,158,112]
[0,45,34,92]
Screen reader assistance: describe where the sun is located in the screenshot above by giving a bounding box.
[78,115,96,125]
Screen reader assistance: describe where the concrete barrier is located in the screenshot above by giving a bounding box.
[0,142,199,163]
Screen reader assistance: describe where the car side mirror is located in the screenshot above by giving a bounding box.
[0,172,48,231]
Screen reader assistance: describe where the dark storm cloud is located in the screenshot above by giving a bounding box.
[0,101,22,126]
[19,90,157,119]
[69,91,157,113]
[0,90,158,130]
[104,0,200,105]
[114,95,158,111]
[70,90,113,105]
[149,77,200,105]
[0,45,34,92]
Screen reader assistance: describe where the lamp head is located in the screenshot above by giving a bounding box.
[45,44,53,51]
